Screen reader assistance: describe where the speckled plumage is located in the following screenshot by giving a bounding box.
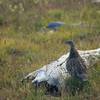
[22,48,100,96]
[66,40,88,81]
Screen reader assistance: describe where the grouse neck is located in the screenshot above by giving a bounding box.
[69,46,79,58]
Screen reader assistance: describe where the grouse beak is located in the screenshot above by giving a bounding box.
[65,41,68,44]
[65,41,70,45]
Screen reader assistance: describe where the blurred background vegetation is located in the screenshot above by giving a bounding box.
[0,0,100,100]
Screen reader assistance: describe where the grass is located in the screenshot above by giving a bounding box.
[0,2,100,100]
[0,28,100,100]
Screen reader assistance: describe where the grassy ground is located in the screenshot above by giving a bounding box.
[0,27,100,100]
[0,1,100,100]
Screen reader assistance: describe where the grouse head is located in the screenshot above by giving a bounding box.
[65,40,75,48]
[65,40,79,58]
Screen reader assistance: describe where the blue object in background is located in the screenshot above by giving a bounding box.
[46,22,65,31]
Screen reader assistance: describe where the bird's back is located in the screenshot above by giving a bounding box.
[67,55,88,81]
